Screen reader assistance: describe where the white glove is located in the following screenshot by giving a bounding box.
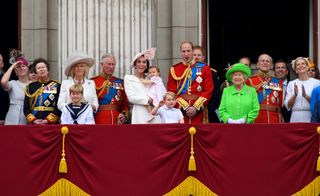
[237,118,245,124]
[227,118,237,124]
[227,118,245,124]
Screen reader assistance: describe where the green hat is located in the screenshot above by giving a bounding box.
[225,63,252,82]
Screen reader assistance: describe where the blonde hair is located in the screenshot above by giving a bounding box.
[69,63,90,77]
[163,91,176,100]
[69,84,83,94]
[291,57,308,71]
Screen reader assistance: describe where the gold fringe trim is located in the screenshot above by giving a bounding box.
[193,97,207,110]
[170,66,192,95]
[176,97,189,110]
[163,176,217,196]
[291,176,320,196]
[39,178,90,196]
[188,127,196,172]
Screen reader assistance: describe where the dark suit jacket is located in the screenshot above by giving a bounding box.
[0,71,9,120]
[208,69,221,123]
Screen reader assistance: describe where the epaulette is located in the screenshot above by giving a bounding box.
[210,68,217,73]
[51,80,61,85]
[249,74,258,78]
[114,77,124,82]
[90,75,100,80]
[28,81,38,86]
[173,62,183,67]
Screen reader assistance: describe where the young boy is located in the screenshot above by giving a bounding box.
[151,91,184,123]
[60,84,95,124]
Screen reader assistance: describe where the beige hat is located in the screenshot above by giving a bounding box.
[64,51,95,76]
[130,48,156,66]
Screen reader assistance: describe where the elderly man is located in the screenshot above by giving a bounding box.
[246,54,283,123]
[167,41,214,124]
[92,53,129,124]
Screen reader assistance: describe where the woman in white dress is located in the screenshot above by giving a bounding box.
[1,56,30,125]
[58,51,98,113]
[124,48,161,124]
[284,57,320,122]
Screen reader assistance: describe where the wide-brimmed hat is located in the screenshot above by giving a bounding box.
[225,63,251,82]
[64,51,95,76]
[130,48,156,66]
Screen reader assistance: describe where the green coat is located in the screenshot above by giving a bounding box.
[218,84,259,123]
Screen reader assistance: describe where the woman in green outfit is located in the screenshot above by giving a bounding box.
[218,63,259,124]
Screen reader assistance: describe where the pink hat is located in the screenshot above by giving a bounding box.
[16,56,29,66]
[130,48,156,66]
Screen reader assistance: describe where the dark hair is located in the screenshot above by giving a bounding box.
[274,59,290,81]
[28,64,36,73]
[32,58,50,73]
[134,55,150,74]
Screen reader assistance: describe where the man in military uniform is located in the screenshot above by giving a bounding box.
[92,53,129,124]
[24,58,61,124]
[167,41,214,124]
[246,54,283,123]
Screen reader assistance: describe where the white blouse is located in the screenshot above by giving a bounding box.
[284,77,320,122]
[57,78,99,112]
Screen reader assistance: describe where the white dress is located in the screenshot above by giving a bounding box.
[284,77,320,122]
[5,80,28,125]
[124,75,160,124]
[57,78,99,112]
[147,76,167,106]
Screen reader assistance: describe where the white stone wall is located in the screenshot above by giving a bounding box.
[22,0,59,80]
[21,0,200,81]
[58,0,155,80]
[155,0,199,84]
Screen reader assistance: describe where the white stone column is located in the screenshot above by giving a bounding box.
[155,0,199,84]
[58,0,155,80]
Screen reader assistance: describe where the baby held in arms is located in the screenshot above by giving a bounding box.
[139,65,167,121]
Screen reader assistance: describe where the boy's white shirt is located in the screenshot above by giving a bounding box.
[60,103,95,124]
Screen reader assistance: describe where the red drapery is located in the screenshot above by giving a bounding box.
[0,123,319,195]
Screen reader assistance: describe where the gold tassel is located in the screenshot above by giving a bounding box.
[59,126,69,173]
[59,157,67,174]
[188,127,197,172]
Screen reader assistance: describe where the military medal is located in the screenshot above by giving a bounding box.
[196,76,203,83]
[115,90,121,101]
[273,91,278,98]
[44,100,50,106]
[49,94,55,100]
[197,85,202,92]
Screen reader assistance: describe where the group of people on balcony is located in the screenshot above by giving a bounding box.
[1,41,320,125]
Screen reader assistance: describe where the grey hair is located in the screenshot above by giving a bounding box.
[230,72,248,81]
[258,54,273,64]
[100,53,116,64]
